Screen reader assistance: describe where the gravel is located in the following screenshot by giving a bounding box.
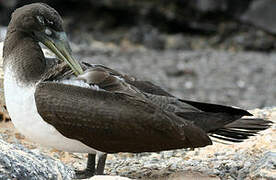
[250,151,276,180]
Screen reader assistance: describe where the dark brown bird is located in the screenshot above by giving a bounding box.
[3,3,272,179]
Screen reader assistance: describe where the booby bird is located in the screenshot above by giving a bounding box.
[3,3,272,179]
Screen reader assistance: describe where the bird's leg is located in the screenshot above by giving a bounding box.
[95,153,107,175]
[73,153,96,179]
[0,104,10,122]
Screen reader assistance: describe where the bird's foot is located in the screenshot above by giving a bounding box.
[72,153,107,179]
[0,104,10,122]
[73,168,95,179]
[72,154,96,179]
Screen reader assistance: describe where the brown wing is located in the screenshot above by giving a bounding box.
[82,63,174,97]
[76,66,146,98]
[34,82,212,153]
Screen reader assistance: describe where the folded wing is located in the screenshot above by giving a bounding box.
[34,82,212,153]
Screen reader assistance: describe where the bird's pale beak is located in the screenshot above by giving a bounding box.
[35,30,83,75]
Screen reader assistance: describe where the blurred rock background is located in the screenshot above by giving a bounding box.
[1,0,276,50]
[1,0,276,109]
[1,0,276,110]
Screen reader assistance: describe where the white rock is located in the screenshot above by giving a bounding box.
[90,175,132,180]
[0,41,3,83]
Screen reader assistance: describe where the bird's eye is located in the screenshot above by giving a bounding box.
[45,28,52,36]
[36,16,45,25]
[46,19,54,25]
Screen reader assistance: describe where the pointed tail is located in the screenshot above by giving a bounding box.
[209,118,272,142]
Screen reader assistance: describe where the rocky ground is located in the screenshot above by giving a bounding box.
[0,108,274,179]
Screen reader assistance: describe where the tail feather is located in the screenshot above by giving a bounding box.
[224,118,271,130]
[214,129,255,139]
[210,134,244,143]
[173,99,272,144]
[211,118,272,143]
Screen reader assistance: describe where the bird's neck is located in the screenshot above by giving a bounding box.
[3,28,46,84]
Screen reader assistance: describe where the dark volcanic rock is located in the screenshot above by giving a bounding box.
[191,0,228,13]
[233,30,275,52]
[241,0,276,34]
[0,0,250,33]
[3,0,276,51]
[190,0,251,16]
[128,25,165,50]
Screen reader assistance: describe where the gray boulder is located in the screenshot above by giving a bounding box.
[241,0,276,34]
[0,139,74,180]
